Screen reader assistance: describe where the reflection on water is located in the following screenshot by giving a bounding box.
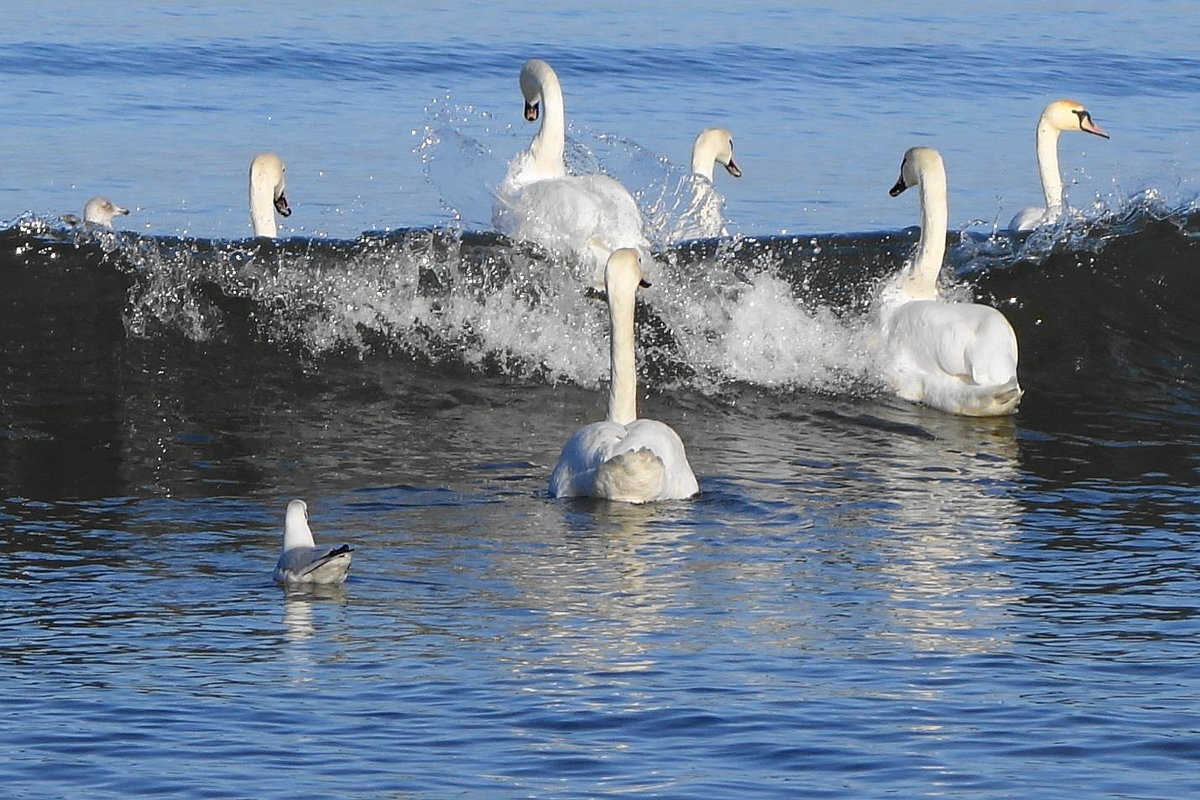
[283,595,316,642]
[506,501,695,681]
[862,405,1022,655]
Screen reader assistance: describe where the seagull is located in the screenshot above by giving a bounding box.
[272,499,353,586]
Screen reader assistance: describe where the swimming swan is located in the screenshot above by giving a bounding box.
[549,249,699,503]
[273,499,354,586]
[1009,99,1109,231]
[670,126,742,241]
[493,59,650,286]
[881,147,1022,416]
[249,151,292,238]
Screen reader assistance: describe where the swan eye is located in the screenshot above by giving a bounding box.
[1073,109,1091,129]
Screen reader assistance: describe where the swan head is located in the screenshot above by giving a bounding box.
[249,151,291,237]
[889,146,944,197]
[283,498,313,551]
[82,196,130,228]
[605,248,652,297]
[1041,99,1109,139]
[250,151,291,216]
[691,127,741,179]
[519,59,557,122]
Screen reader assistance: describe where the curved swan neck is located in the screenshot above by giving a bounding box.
[605,272,639,427]
[528,64,566,178]
[1035,117,1064,210]
[249,183,278,237]
[689,128,736,182]
[249,153,286,238]
[691,143,716,181]
[902,157,948,297]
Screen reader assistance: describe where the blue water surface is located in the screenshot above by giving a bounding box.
[2,3,1200,798]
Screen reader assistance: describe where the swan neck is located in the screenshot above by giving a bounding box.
[691,147,716,181]
[1036,119,1064,210]
[249,178,277,238]
[531,72,566,176]
[907,165,948,295]
[606,285,638,426]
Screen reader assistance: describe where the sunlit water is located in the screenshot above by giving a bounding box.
[3,2,1200,798]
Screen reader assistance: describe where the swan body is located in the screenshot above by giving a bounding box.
[549,249,699,503]
[83,196,130,228]
[670,127,741,241]
[249,151,292,238]
[881,147,1022,416]
[1009,99,1108,231]
[494,59,649,286]
[273,499,354,586]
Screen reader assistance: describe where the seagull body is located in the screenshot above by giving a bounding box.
[273,499,353,586]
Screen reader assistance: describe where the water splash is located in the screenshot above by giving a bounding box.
[417,100,718,249]
[9,162,1197,407]
[73,221,884,399]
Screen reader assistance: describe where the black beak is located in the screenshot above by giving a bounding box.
[524,101,540,122]
[724,159,743,179]
[275,193,292,217]
[639,278,651,289]
[889,177,908,197]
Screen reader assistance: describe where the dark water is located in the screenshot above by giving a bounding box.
[3,200,1199,796]
[5,2,1200,797]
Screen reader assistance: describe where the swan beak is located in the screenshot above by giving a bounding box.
[724,159,743,179]
[1082,118,1109,139]
[275,192,292,218]
[639,278,651,289]
[889,176,909,197]
[115,205,130,216]
[524,101,540,122]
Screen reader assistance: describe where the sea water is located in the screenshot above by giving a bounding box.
[2,2,1200,798]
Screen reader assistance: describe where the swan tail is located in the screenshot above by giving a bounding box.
[593,447,666,504]
[954,377,1024,417]
[986,378,1024,416]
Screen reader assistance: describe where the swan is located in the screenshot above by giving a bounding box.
[670,127,742,241]
[1009,99,1109,231]
[549,248,699,503]
[273,499,354,586]
[880,146,1022,417]
[249,151,292,238]
[493,59,650,286]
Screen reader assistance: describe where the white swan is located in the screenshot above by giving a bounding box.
[493,59,650,286]
[83,196,130,228]
[549,249,699,503]
[670,127,742,241]
[273,499,354,586]
[249,151,292,238]
[1009,99,1109,231]
[880,147,1022,416]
